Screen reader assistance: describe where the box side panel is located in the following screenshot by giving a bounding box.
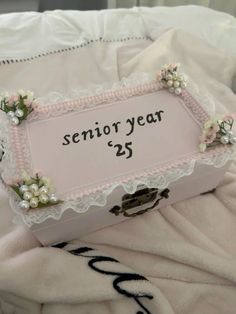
[31,162,230,246]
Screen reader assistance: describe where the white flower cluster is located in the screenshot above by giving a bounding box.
[19,182,58,210]
[0,90,34,126]
[199,116,236,152]
[157,63,187,95]
[17,89,34,100]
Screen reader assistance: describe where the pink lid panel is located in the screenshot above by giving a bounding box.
[24,88,205,198]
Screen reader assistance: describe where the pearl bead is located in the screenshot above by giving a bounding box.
[23,191,33,201]
[173,81,180,88]
[20,200,30,210]
[19,185,29,194]
[169,87,175,93]
[39,193,49,204]
[174,88,182,95]
[29,183,39,193]
[7,111,15,118]
[39,186,49,195]
[220,135,229,144]
[167,80,173,87]
[30,197,39,208]
[166,74,173,80]
[227,130,234,136]
[229,135,236,144]
[15,109,24,118]
[11,116,19,125]
[49,194,58,203]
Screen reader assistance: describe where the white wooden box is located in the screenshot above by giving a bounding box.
[0,71,235,246]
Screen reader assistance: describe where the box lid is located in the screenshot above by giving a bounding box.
[0,69,235,226]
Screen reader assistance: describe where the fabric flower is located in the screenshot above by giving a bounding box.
[9,172,62,211]
[157,63,187,95]
[0,90,35,125]
[199,143,207,152]
[204,120,219,134]
[8,95,18,106]
[199,132,216,145]
[199,116,235,152]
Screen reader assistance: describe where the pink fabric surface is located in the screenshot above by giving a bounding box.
[0,21,236,314]
[14,89,202,195]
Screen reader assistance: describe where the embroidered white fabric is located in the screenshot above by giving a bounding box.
[1,73,235,227]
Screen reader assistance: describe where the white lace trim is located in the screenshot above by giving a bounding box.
[37,72,155,106]
[0,72,235,226]
[9,146,236,227]
[36,72,215,118]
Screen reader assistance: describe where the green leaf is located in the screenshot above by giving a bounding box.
[9,185,22,198]
[24,107,34,119]
[3,104,13,113]
[17,102,25,110]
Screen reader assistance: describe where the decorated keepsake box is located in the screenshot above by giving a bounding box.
[0,64,235,246]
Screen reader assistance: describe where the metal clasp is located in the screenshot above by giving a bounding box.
[109,187,170,217]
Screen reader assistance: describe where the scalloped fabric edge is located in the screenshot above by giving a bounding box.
[10,146,236,227]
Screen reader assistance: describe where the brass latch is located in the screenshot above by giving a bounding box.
[109,187,170,217]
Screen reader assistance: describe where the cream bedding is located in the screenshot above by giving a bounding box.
[0,6,236,314]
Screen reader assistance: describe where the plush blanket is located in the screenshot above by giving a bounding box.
[0,11,236,314]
